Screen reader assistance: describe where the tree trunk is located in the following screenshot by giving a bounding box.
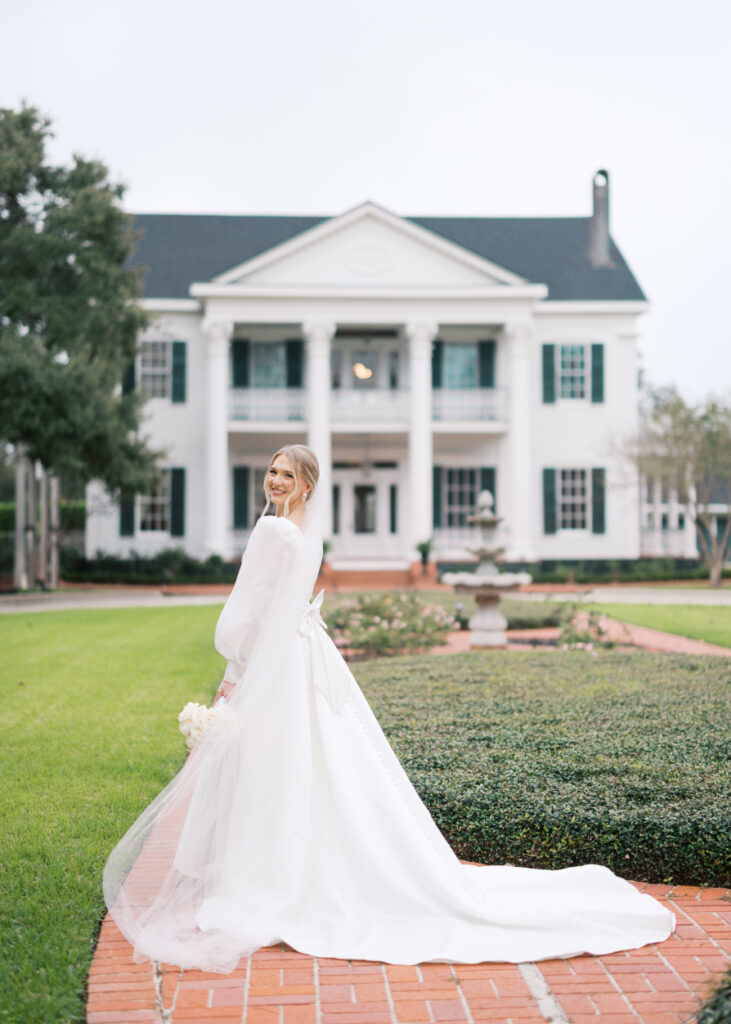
[13,444,28,591]
[26,462,37,585]
[38,463,48,588]
[709,559,723,588]
[49,473,60,589]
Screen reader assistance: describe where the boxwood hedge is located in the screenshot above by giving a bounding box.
[355,649,730,886]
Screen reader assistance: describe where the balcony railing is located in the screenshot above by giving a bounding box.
[228,386,508,423]
[432,387,507,421]
[331,388,410,421]
[230,388,305,421]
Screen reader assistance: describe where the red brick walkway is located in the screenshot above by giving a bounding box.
[88,619,731,1023]
[88,883,730,1024]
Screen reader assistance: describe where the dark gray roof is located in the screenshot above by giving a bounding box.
[128,212,646,302]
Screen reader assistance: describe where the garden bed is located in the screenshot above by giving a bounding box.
[356,649,731,888]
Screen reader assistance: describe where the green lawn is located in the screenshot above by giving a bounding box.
[0,606,223,1024]
[1,605,729,1023]
[588,603,731,649]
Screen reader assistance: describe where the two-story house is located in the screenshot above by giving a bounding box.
[86,171,666,577]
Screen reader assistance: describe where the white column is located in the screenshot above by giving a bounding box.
[303,321,335,539]
[505,322,536,561]
[405,322,437,553]
[203,319,232,558]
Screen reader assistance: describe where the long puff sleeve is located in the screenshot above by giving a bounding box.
[214,516,298,684]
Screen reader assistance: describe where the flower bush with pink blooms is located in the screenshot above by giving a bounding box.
[329,592,457,659]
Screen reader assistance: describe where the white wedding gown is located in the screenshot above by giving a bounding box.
[103,511,675,974]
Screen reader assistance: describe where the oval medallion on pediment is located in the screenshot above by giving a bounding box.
[343,245,394,277]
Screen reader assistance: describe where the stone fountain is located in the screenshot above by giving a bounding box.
[441,491,532,648]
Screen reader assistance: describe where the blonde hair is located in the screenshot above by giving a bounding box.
[262,444,320,519]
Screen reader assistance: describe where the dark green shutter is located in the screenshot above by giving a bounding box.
[122,360,136,395]
[285,339,304,387]
[233,466,250,529]
[231,339,250,388]
[478,340,496,388]
[480,467,497,512]
[170,468,185,537]
[171,341,187,402]
[433,466,443,527]
[542,344,556,403]
[119,494,135,536]
[389,484,397,534]
[543,468,557,534]
[431,340,443,388]
[332,485,340,535]
[591,467,606,534]
[591,343,604,403]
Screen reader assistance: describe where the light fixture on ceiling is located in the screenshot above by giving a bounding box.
[353,362,373,380]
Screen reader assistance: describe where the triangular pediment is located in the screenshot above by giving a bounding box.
[212,202,527,290]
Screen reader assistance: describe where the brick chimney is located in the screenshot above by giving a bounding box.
[589,169,613,268]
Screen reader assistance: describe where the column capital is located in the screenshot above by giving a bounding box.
[202,319,233,357]
[303,321,336,349]
[405,322,439,353]
[503,320,531,343]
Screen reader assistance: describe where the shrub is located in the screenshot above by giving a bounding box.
[329,592,456,658]
[356,650,731,886]
[60,546,238,584]
[694,968,731,1024]
[0,499,86,533]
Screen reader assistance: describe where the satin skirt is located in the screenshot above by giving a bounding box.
[105,626,675,972]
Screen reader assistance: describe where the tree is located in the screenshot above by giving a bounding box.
[636,386,731,587]
[0,104,163,586]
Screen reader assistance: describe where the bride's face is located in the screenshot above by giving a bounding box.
[268,454,309,510]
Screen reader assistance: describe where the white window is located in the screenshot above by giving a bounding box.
[443,343,478,389]
[139,470,171,532]
[558,345,586,400]
[140,341,171,398]
[558,469,587,529]
[445,468,477,527]
[252,342,285,388]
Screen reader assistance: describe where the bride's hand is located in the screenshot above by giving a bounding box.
[214,680,236,704]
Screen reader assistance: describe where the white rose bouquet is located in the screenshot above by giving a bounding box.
[178,698,233,750]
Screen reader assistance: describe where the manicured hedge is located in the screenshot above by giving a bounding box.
[438,556,731,583]
[50,548,731,586]
[355,649,731,887]
[60,545,239,584]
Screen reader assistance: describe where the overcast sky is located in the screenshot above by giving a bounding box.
[3,0,729,402]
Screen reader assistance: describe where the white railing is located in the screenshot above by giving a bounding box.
[432,387,507,421]
[640,527,696,558]
[228,386,507,423]
[229,388,305,421]
[331,388,410,421]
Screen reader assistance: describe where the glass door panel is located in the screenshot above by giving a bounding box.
[354,484,377,533]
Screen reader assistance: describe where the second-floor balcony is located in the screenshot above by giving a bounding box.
[230,387,305,421]
[432,387,507,422]
[229,386,508,424]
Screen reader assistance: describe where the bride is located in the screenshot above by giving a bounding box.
[103,443,675,974]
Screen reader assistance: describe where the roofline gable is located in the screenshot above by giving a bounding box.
[210,200,529,287]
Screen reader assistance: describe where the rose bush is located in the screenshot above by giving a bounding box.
[329,592,457,659]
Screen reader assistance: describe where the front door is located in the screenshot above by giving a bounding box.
[331,467,401,559]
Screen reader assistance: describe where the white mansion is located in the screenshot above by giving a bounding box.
[85,172,701,573]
